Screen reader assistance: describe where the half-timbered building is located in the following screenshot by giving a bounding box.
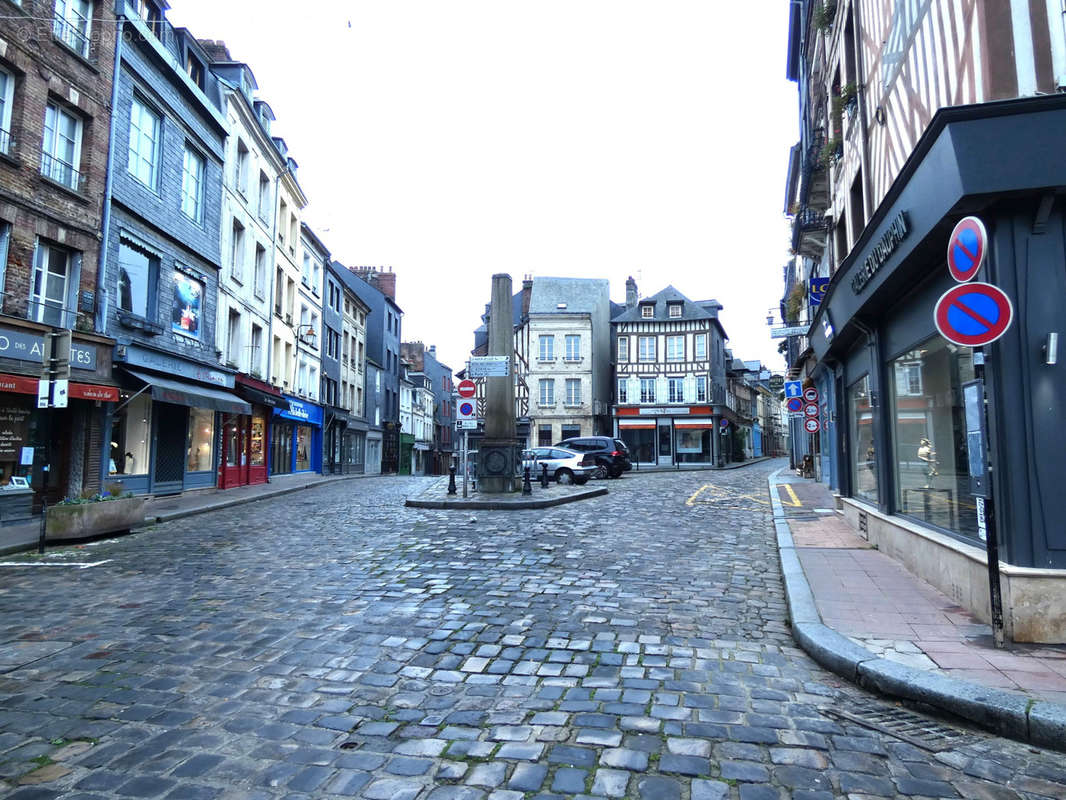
[783,0,1066,642]
[611,280,730,467]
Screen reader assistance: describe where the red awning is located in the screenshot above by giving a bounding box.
[0,373,38,395]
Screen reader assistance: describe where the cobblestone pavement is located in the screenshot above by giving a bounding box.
[1,460,1064,799]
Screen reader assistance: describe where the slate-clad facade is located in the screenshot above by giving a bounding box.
[103,9,245,496]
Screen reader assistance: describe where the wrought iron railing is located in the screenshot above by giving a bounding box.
[40,151,83,191]
[52,15,91,59]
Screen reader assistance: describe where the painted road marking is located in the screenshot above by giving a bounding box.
[686,484,769,507]
[780,484,802,507]
[0,560,112,569]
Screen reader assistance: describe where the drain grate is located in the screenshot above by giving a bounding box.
[822,701,979,752]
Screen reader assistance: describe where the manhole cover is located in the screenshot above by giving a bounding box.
[822,702,979,752]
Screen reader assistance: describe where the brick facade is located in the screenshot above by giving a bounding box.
[0,0,117,330]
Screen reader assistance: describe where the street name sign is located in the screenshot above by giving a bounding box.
[469,356,509,378]
[771,326,809,339]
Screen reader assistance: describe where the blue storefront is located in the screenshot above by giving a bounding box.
[270,396,323,475]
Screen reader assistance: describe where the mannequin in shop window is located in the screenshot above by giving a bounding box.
[917,438,938,487]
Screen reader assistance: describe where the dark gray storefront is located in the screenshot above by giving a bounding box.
[808,95,1066,641]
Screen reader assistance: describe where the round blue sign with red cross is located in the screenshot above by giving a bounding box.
[934,282,1013,347]
[786,397,803,413]
[947,216,987,282]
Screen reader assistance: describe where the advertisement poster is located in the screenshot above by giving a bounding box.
[0,403,31,463]
[172,273,204,339]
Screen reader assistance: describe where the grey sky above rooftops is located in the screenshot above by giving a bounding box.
[168,1,796,373]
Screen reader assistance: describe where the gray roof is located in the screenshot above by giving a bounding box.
[528,277,608,315]
[611,285,722,323]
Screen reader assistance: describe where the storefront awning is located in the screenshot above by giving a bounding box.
[125,369,251,415]
[676,419,716,429]
[618,421,655,429]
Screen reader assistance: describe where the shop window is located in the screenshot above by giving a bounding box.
[561,425,580,440]
[110,394,151,476]
[538,424,552,446]
[676,428,711,463]
[295,425,312,471]
[889,338,978,537]
[848,375,878,503]
[187,408,214,472]
[0,397,36,487]
[172,270,204,339]
[619,427,654,463]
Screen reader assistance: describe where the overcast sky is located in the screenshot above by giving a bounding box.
[168,1,798,373]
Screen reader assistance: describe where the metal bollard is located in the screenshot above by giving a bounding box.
[522,466,532,495]
[540,463,549,488]
[447,465,457,495]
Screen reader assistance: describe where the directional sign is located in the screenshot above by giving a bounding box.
[804,417,821,433]
[802,386,819,403]
[947,216,987,283]
[803,402,820,418]
[457,378,476,398]
[469,356,509,378]
[457,419,478,430]
[934,282,1014,347]
[784,381,802,400]
[786,397,803,413]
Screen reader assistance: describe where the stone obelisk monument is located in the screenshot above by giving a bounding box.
[476,273,521,493]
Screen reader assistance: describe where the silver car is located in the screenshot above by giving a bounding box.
[520,447,596,485]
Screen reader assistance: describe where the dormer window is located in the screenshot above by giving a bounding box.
[668,302,682,318]
[133,0,163,39]
[186,55,205,91]
[640,304,654,318]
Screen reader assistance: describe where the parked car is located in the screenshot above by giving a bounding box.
[520,447,596,485]
[554,436,632,478]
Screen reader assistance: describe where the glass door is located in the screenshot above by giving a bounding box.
[657,422,673,466]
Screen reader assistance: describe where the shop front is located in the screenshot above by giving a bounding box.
[270,395,323,475]
[219,375,283,489]
[343,423,367,474]
[399,432,414,475]
[615,406,716,466]
[805,96,1066,642]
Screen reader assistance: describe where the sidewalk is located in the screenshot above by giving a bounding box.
[629,455,774,474]
[769,468,1066,750]
[0,470,383,555]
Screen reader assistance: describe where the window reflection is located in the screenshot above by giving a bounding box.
[848,375,878,503]
[890,338,977,537]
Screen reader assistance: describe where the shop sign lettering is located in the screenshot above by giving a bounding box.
[287,401,311,420]
[851,211,909,294]
[0,328,97,370]
[123,345,232,388]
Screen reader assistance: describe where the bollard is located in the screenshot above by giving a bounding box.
[37,499,47,554]
[447,465,457,495]
[522,466,532,495]
[540,463,549,488]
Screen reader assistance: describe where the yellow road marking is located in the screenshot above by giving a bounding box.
[685,484,710,506]
[781,484,802,507]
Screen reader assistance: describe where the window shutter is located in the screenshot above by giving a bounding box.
[627,376,639,401]
[683,375,696,403]
[655,376,667,403]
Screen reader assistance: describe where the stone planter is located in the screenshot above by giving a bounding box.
[46,496,147,542]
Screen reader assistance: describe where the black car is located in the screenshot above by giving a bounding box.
[554,436,632,479]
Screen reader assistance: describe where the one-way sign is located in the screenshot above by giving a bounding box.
[784,381,802,399]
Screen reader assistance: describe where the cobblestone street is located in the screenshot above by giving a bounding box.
[1,460,1064,799]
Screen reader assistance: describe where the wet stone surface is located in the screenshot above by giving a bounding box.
[0,461,1064,798]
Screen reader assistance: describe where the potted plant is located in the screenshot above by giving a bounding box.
[839,82,859,118]
[784,282,807,324]
[819,137,842,168]
[46,483,147,543]
[813,0,837,32]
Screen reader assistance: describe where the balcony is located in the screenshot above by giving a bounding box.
[40,151,85,193]
[52,15,91,60]
[0,127,12,157]
[799,131,830,213]
[791,206,829,260]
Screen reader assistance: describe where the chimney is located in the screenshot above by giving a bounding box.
[522,274,533,317]
[198,39,231,62]
[429,345,436,358]
[625,276,638,308]
[374,267,396,300]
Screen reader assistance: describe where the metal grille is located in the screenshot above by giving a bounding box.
[823,702,979,752]
[154,408,188,484]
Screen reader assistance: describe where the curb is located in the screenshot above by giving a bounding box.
[768,468,1066,751]
[145,473,374,525]
[405,486,608,510]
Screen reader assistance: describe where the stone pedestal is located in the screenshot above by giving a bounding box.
[477,441,522,494]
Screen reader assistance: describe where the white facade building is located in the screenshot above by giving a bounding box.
[295,224,326,402]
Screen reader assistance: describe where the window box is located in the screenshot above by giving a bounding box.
[118,311,163,335]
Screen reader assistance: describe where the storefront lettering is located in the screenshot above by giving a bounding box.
[0,404,32,461]
[287,401,311,420]
[851,211,909,294]
[0,328,97,370]
[123,345,232,387]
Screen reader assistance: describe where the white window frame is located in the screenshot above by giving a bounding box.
[669,303,682,318]
[640,377,656,404]
[181,146,205,222]
[31,240,73,327]
[538,334,554,361]
[42,102,83,190]
[0,222,11,298]
[53,0,92,59]
[641,304,653,318]
[617,336,629,362]
[253,243,266,299]
[694,333,707,360]
[230,219,245,282]
[666,335,684,362]
[539,378,555,406]
[617,377,628,404]
[696,375,707,403]
[638,335,656,362]
[668,377,684,403]
[0,67,14,155]
[565,378,581,406]
[564,334,580,362]
[235,138,249,195]
[127,97,160,189]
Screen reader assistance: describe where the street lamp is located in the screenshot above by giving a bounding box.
[293,324,317,396]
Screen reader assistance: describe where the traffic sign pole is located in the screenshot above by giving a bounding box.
[970,352,1005,648]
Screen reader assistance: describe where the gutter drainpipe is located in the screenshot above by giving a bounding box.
[96,5,125,332]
